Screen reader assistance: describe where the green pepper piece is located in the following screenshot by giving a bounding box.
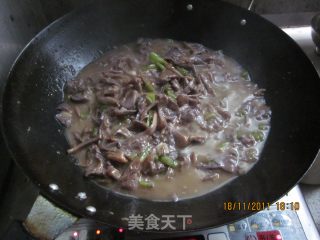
[164,84,176,100]
[146,92,156,103]
[158,155,179,168]
[145,64,157,70]
[144,80,155,92]
[247,148,258,160]
[139,179,155,188]
[149,52,167,70]
[217,141,229,151]
[177,66,189,76]
[146,111,153,127]
[251,131,264,142]
[258,123,268,131]
[140,145,152,162]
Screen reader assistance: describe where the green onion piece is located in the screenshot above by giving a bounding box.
[164,84,176,100]
[144,80,155,92]
[149,52,167,71]
[258,123,268,131]
[157,63,165,71]
[146,92,156,103]
[166,89,176,99]
[143,63,157,71]
[146,111,153,127]
[217,141,229,151]
[158,155,179,168]
[140,145,152,161]
[177,67,189,76]
[139,178,154,188]
[247,148,258,160]
[251,131,264,142]
[236,109,247,117]
[149,52,167,65]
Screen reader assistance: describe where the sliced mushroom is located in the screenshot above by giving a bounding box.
[160,68,179,81]
[121,89,139,110]
[114,127,133,138]
[190,136,206,144]
[129,120,148,132]
[216,107,231,120]
[105,165,122,180]
[70,93,89,103]
[96,94,120,106]
[157,107,167,130]
[202,173,219,182]
[112,107,136,117]
[55,111,72,127]
[67,137,100,154]
[173,130,189,148]
[56,103,73,112]
[105,150,128,163]
[177,94,189,107]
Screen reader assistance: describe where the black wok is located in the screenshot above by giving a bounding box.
[1,0,320,231]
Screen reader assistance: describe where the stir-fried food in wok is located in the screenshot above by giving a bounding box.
[56,39,271,200]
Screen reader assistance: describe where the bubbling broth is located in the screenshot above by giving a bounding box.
[56,39,271,200]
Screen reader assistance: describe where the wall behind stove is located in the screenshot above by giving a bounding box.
[37,0,320,23]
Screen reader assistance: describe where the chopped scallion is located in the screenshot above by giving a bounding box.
[140,145,152,161]
[217,141,229,151]
[177,66,189,76]
[149,52,168,71]
[164,84,176,100]
[251,131,264,142]
[258,123,268,131]
[158,155,178,168]
[146,92,156,103]
[139,178,154,188]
